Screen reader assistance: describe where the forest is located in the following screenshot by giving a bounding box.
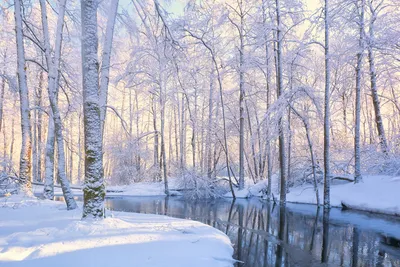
[1,0,400,213]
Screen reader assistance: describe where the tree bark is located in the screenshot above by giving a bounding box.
[367,4,388,155]
[81,0,105,218]
[40,0,77,209]
[354,0,365,184]
[14,0,32,194]
[99,0,119,135]
[324,0,331,207]
[275,0,287,204]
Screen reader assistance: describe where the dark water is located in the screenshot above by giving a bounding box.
[55,196,400,267]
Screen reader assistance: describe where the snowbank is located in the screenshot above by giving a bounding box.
[284,175,400,216]
[32,182,175,197]
[0,195,234,267]
[223,175,400,217]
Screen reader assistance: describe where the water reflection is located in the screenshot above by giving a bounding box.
[54,195,400,266]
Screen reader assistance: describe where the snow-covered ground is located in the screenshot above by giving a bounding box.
[32,181,181,197]
[230,175,400,217]
[0,195,234,267]
[285,175,400,216]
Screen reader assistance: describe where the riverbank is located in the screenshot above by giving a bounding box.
[32,175,400,217]
[0,195,234,267]
[232,175,400,217]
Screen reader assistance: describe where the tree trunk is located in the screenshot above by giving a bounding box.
[14,0,32,194]
[43,118,55,199]
[160,79,169,195]
[367,7,388,155]
[37,71,43,182]
[206,69,214,179]
[99,0,119,135]
[40,0,77,209]
[81,0,105,218]
[354,0,365,184]
[238,4,245,190]
[324,0,331,207]
[275,0,287,204]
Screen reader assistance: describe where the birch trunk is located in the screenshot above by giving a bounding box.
[43,118,55,199]
[37,71,43,182]
[238,4,245,190]
[323,0,331,207]
[99,0,119,135]
[354,0,365,184]
[275,0,287,204]
[81,0,105,218]
[14,0,32,194]
[262,0,273,200]
[40,0,77,209]
[0,72,5,134]
[160,77,169,195]
[367,5,388,155]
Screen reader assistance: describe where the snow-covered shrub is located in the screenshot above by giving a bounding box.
[0,172,18,195]
[175,169,228,199]
[105,134,155,185]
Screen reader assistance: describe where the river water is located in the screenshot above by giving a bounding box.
[55,196,400,266]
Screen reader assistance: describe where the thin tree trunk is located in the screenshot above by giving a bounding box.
[367,6,388,155]
[14,0,32,194]
[0,61,5,133]
[323,0,331,207]
[262,0,273,200]
[160,80,169,195]
[290,105,320,206]
[37,71,43,182]
[99,0,119,135]
[152,97,160,180]
[275,0,287,204]
[206,69,214,179]
[44,118,55,198]
[354,0,365,184]
[180,94,186,170]
[238,2,245,190]
[40,0,77,209]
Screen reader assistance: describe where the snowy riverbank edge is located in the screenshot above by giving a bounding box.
[0,195,234,267]
[225,175,400,217]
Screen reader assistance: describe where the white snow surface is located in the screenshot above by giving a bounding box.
[0,195,234,267]
[33,182,170,197]
[285,175,400,216]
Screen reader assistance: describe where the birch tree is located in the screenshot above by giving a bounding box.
[324,0,331,207]
[14,0,32,194]
[99,0,119,135]
[275,0,287,204]
[39,0,77,209]
[366,0,388,155]
[354,0,365,184]
[81,0,106,218]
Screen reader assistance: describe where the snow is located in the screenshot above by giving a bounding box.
[223,189,249,198]
[33,182,169,198]
[222,175,400,217]
[0,195,234,267]
[283,175,400,216]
